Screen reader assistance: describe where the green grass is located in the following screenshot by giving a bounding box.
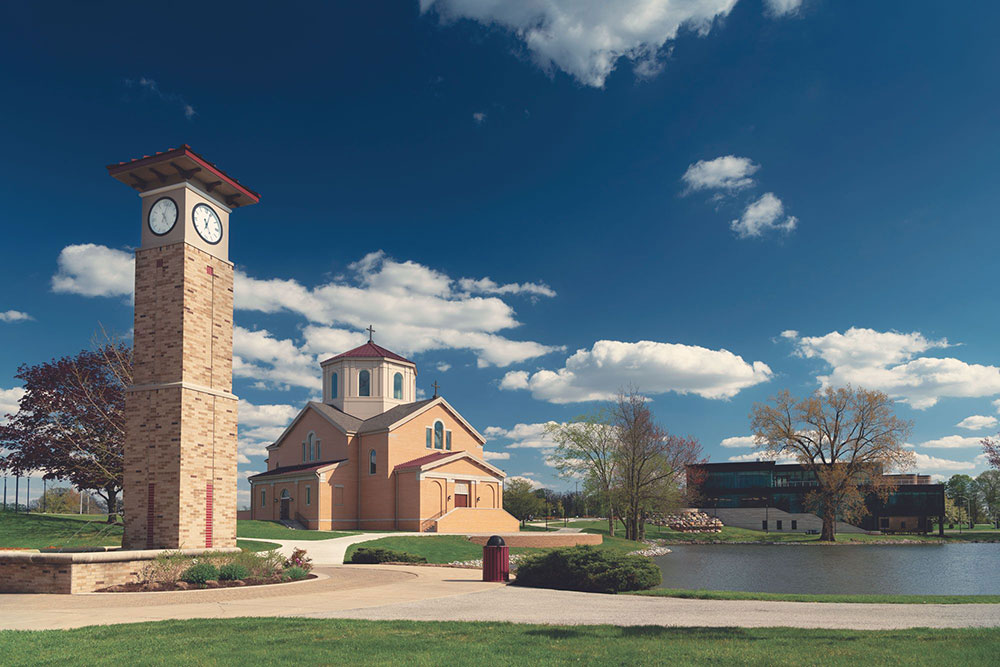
[628,588,1000,604]
[235,520,358,541]
[519,524,558,532]
[1,619,998,665]
[0,511,122,549]
[574,519,1000,544]
[236,539,281,552]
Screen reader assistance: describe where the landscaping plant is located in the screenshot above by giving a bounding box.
[349,547,427,564]
[513,546,661,593]
[218,563,250,581]
[284,547,313,572]
[181,563,220,585]
[283,566,309,581]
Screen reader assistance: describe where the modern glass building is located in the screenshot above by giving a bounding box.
[686,461,945,534]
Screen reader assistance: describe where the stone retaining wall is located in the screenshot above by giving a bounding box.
[466,533,602,548]
[0,547,240,594]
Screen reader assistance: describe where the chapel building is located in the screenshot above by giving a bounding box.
[248,337,519,533]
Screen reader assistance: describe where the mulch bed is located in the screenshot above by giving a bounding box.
[97,574,317,593]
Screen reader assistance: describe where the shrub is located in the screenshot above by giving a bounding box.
[283,566,308,581]
[218,563,250,581]
[181,562,220,585]
[348,547,427,564]
[512,546,661,594]
[284,547,313,572]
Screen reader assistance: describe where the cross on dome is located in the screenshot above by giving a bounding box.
[366,324,375,342]
[432,381,440,398]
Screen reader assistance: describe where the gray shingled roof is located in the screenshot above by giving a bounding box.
[309,402,364,432]
[357,398,436,433]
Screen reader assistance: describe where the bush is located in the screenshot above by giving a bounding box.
[284,547,313,572]
[283,566,309,581]
[512,546,661,594]
[180,562,220,585]
[348,547,427,564]
[218,563,250,581]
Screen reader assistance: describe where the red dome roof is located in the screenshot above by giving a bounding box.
[325,341,412,364]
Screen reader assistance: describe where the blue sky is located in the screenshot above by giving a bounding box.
[1,1,998,506]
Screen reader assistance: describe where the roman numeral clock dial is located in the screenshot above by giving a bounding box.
[192,203,223,244]
[147,197,177,235]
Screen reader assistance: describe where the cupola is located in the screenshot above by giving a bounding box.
[320,329,417,420]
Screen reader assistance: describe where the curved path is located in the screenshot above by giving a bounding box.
[242,532,432,565]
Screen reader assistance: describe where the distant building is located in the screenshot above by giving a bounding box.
[686,461,945,534]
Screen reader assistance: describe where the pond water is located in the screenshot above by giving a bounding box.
[653,543,1000,595]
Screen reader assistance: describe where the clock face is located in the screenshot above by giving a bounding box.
[192,203,223,244]
[148,197,178,235]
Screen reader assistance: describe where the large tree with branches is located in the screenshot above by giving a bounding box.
[0,342,130,522]
[750,386,914,541]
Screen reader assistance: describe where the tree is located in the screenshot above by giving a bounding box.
[944,474,978,527]
[750,386,914,541]
[503,478,543,526]
[0,341,130,523]
[976,470,1000,528]
[29,486,82,514]
[612,389,702,541]
[944,496,968,527]
[546,412,620,536]
[983,435,1000,470]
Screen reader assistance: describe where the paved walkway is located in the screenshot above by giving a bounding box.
[2,563,998,631]
[244,532,431,565]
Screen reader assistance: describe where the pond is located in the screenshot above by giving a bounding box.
[653,543,1000,595]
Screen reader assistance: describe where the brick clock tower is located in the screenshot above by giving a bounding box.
[108,146,259,550]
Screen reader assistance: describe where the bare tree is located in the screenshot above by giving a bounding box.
[750,386,913,541]
[612,389,702,541]
[546,411,620,536]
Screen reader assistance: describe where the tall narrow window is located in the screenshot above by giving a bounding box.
[426,427,432,448]
[302,442,307,462]
[306,486,311,505]
[393,372,403,400]
[369,449,377,475]
[330,372,338,399]
[261,489,266,507]
[315,440,321,460]
[308,433,314,461]
[359,369,371,397]
[434,421,444,449]
[446,431,452,451]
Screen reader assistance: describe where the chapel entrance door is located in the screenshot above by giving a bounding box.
[280,490,291,520]
[454,482,469,508]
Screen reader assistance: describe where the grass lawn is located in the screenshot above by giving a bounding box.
[574,519,1000,544]
[235,520,358,541]
[1,619,998,665]
[0,511,122,549]
[629,588,1000,604]
[236,539,281,552]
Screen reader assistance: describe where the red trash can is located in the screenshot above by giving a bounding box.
[482,535,509,582]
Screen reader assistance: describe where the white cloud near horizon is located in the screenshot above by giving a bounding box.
[501,339,772,404]
[421,0,745,88]
[720,435,757,448]
[483,451,511,461]
[0,387,24,423]
[0,310,32,323]
[916,435,985,449]
[908,452,976,474]
[682,155,759,192]
[726,452,798,464]
[486,422,561,449]
[507,474,544,489]
[731,192,797,238]
[957,415,998,431]
[785,327,1000,409]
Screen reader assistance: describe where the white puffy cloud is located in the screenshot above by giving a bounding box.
[916,435,985,449]
[785,327,1000,409]
[0,310,32,323]
[457,277,555,298]
[956,415,998,431]
[51,244,133,297]
[421,0,744,88]
[234,326,319,390]
[472,112,487,124]
[507,474,544,489]
[682,155,759,192]
[237,399,299,462]
[501,339,771,404]
[483,451,511,461]
[720,435,757,448]
[0,387,24,423]
[764,0,802,17]
[486,422,561,449]
[436,362,452,372]
[908,452,976,473]
[731,193,797,238]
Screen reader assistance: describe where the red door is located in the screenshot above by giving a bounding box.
[455,494,468,507]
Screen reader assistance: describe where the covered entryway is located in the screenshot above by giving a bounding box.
[454,482,469,508]
[280,489,291,520]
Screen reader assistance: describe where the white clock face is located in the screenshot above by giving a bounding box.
[192,203,223,244]
[148,197,178,235]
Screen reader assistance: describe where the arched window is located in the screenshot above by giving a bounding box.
[307,433,315,461]
[280,489,290,500]
[330,372,338,400]
[434,420,444,450]
[359,369,371,397]
[393,372,403,400]
[369,449,377,475]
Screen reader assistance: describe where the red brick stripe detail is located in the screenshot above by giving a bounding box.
[205,483,214,548]
[146,484,155,548]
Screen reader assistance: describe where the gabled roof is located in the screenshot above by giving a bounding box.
[357,399,435,434]
[265,402,363,450]
[393,450,506,478]
[321,341,413,365]
[248,458,346,480]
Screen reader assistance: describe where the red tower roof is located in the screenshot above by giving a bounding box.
[323,341,413,365]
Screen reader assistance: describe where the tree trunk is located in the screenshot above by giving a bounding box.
[607,493,615,537]
[821,513,836,541]
[105,486,119,523]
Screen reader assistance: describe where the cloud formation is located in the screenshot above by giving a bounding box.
[682,155,759,192]
[720,435,757,448]
[485,422,560,449]
[0,387,24,423]
[916,435,985,449]
[908,452,976,473]
[0,310,32,323]
[956,415,998,431]
[125,76,196,119]
[51,244,133,297]
[785,327,1000,409]
[421,0,745,88]
[731,192,797,238]
[501,339,771,404]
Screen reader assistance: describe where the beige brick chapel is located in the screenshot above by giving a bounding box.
[249,337,518,533]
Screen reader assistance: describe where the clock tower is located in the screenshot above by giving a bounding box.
[108,146,259,550]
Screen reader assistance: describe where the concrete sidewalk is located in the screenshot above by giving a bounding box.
[242,532,432,565]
